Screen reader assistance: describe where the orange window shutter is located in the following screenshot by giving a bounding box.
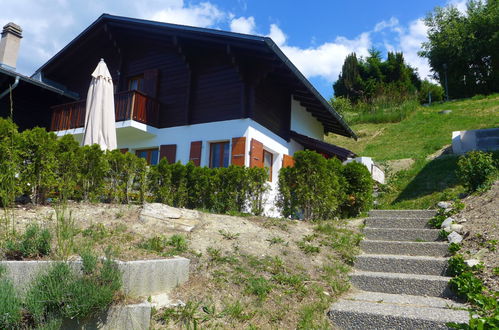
[189,141,202,166]
[250,139,264,168]
[160,144,177,164]
[231,137,246,166]
[282,154,295,168]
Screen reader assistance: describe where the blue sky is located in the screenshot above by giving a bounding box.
[1,0,466,98]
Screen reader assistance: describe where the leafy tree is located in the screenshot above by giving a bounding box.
[420,0,499,98]
[334,50,422,105]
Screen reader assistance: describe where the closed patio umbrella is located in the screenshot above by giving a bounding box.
[82,59,117,150]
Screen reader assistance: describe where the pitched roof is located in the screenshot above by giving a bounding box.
[290,131,356,161]
[34,14,356,139]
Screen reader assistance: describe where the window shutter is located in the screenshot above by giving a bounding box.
[160,144,177,164]
[143,69,159,98]
[282,154,295,168]
[119,148,129,154]
[250,139,264,168]
[189,141,202,166]
[231,137,246,166]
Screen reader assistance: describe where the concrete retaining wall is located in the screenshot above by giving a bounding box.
[61,302,151,330]
[452,127,499,154]
[0,256,190,297]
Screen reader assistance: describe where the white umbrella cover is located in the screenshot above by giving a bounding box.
[82,59,117,150]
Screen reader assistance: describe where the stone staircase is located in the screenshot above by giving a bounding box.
[328,210,470,329]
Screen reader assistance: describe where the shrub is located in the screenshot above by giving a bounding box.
[278,150,344,220]
[0,267,22,329]
[139,234,188,256]
[105,150,148,204]
[25,254,122,327]
[18,127,59,204]
[0,118,21,207]
[55,135,81,201]
[456,151,498,192]
[78,145,108,202]
[3,223,52,260]
[341,161,374,217]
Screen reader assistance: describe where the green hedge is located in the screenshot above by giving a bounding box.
[278,150,373,220]
[0,118,268,215]
[0,118,374,218]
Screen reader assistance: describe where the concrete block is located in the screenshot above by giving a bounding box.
[365,217,430,229]
[355,254,448,275]
[61,302,151,330]
[0,257,190,298]
[363,228,441,242]
[118,257,190,297]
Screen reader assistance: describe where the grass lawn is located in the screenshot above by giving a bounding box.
[327,94,499,161]
[326,94,499,209]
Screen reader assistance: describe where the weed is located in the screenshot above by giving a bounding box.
[222,300,253,321]
[138,234,188,256]
[54,206,77,260]
[206,247,238,264]
[4,223,51,260]
[82,223,110,242]
[245,276,272,300]
[218,229,240,240]
[0,268,22,329]
[297,241,320,254]
[267,236,285,245]
[492,267,499,276]
[439,229,450,240]
[448,243,461,255]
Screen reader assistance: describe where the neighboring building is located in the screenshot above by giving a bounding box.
[0,23,75,130]
[2,15,357,215]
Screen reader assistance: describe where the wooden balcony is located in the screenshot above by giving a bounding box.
[50,90,160,131]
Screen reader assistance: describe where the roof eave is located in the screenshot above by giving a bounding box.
[263,38,357,140]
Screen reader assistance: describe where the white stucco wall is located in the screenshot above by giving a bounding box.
[290,98,324,140]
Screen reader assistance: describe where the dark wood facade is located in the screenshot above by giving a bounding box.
[36,14,355,140]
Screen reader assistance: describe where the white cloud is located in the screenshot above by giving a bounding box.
[279,33,371,82]
[267,24,287,46]
[149,2,225,27]
[374,17,399,32]
[447,0,467,13]
[229,16,256,34]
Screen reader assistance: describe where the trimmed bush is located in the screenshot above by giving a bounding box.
[278,150,344,220]
[341,161,374,217]
[456,151,498,192]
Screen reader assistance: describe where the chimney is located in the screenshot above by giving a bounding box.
[0,22,22,70]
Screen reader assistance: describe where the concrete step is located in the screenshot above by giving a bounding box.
[328,292,469,330]
[361,240,449,257]
[355,254,448,276]
[350,270,454,297]
[369,209,437,218]
[364,228,441,242]
[365,217,430,229]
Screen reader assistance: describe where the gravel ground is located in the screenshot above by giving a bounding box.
[454,180,499,292]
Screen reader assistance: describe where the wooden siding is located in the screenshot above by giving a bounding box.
[190,64,244,124]
[253,77,291,140]
[122,47,190,128]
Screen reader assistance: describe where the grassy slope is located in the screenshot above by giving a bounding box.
[326,94,499,209]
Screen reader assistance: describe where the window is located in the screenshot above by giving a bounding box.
[128,75,144,92]
[135,148,159,165]
[210,141,230,168]
[263,150,273,181]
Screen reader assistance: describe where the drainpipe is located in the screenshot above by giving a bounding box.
[0,75,20,100]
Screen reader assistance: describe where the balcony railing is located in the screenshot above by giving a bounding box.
[50,90,160,131]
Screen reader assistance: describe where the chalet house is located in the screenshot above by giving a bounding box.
[1,15,357,214]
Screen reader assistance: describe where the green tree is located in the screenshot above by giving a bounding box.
[420,0,499,98]
[333,53,365,102]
